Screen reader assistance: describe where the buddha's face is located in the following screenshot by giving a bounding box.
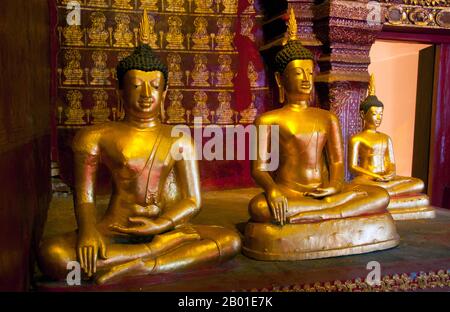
[121,69,166,120]
[362,106,383,128]
[277,59,314,102]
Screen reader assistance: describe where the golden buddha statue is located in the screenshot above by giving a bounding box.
[349,74,435,220]
[91,90,111,124]
[216,55,234,87]
[167,53,184,87]
[88,12,109,47]
[243,9,399,261]
[216,91,234,125]
[192,17,210,51]
[38,10,241,284]
[215,18,234,51]
[90,50,111,85]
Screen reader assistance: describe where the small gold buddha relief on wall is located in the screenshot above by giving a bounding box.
[166,90,186,124]
[88,12,109,47]
[216,91,234,125]
[166,16,185,49]
[112,0,134,9]
[113,14,134,48]
[63,24,84,47]
[165,0,186,12]
[222,0,238,14]
[87,0,108,8]
[192,17,210,51]
[192,91,211,124]
[90,50,111,85]
[167,53,184,87]
[190,54,210,87]
[63,49,85,85]
[65,90,85,125]
[194,0,214,13]
[92,90,110,124]
[215,18,234,51]
[215,55,234,87]
[140,0,160,11]
[239,93,257,124]
[247,61,259,87]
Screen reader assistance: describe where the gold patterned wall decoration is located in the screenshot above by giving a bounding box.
[383,1,450,29]
[55,0,270,129]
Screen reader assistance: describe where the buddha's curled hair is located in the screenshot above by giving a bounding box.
[274,40,314,74]
[116,44,168,89]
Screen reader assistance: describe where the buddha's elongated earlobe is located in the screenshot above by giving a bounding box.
[275,72,285,104]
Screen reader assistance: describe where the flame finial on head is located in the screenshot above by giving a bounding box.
[287,8,298,41]
[139,9,151,46]
[368,73,376,96]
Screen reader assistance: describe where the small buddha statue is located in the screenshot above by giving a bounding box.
[349,74,435,220]
[243,9,399,260]
[38,10,241,284]
[63,25,84,47]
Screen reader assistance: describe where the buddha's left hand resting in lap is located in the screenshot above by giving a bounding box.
[38,10,241,284]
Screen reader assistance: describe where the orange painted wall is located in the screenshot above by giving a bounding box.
[368,40,431,176]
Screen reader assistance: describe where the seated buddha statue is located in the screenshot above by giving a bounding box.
[243,9,399,260]
[38,10,241,285]
[349,74,435,220]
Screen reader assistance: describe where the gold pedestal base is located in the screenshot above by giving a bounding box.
[388,194,436,220]
[243,213,400,261]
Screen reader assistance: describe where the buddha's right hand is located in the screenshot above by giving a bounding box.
[77,227,107,277]
[266,186,288,226]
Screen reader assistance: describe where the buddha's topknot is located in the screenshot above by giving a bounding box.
[360,95,384,113]
[116,44,168,89]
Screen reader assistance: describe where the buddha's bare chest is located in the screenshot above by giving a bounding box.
[279,120,329,153]
[359,136,388,157]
